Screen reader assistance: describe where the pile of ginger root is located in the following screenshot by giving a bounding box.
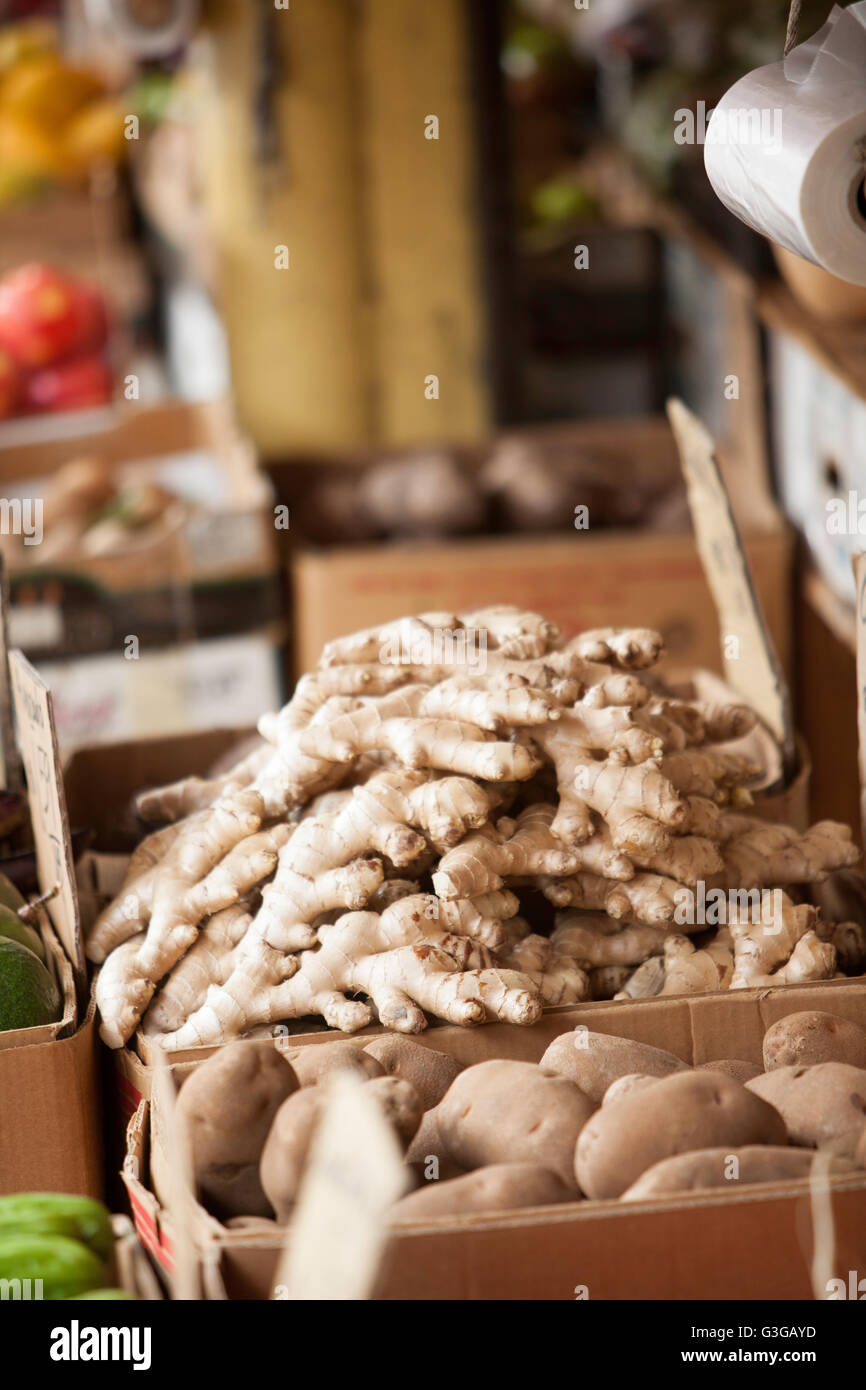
[88,606,864,1051]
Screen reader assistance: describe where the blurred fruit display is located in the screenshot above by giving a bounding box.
[0,20,126,201]
[0,262,112,418]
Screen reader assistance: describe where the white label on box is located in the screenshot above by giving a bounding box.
[771,332,866,606]
[185,512,264,572]
[40,633,282,750]
[8,602,64,651]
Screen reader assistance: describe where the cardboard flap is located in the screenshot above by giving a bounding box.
[667,398,796,773]
[274,1072,409,1300]
[853,554,866,848]
[8,650,83,984]
[151,1050,202,1301]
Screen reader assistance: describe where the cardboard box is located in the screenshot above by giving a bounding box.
[0,398,281,653]
[0,915,102,1197]
[293,529,791,680]
[0,654,102,1197]
[0,398,285,743]
[121,981,866,1300]
[285,416,792,679]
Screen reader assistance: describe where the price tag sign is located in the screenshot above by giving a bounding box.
[9,649,82,983]
[667,398,796,775]
[274,1073,409,1301]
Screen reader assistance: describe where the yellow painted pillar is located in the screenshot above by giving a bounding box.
[196,0,490,454]
[196,0,371,455]
[358,0,491,445]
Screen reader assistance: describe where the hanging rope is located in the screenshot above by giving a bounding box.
[784,0,804,54]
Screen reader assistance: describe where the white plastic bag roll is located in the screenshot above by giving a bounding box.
[704,2,866,286]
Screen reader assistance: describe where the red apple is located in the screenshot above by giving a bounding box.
[0,347,21,419]
[21,353,113,413]
[0,263,108,369]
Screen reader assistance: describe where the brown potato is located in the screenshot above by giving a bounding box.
[540,1029,687,1104]
[747,1063,866,1158]
[365,1076,423,1147]
[621,1146,857,1201]
[260,1088,322,1223]
[363,1035,462,1110]
[576,1070,787,1199]
[405,1105,451,1169]
[437,1060,595,1188]
[698,1059,763,1084]
[260,1076,422,1222]
[176,1040,298,1219]
[283,1040,384,1087]
[762,1011,866,1072]
[391,1163,574,1222]
[602,1074,661,1106]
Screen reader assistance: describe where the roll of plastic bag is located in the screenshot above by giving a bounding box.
[704,2,866,286]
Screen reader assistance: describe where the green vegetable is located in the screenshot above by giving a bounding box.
[0,937,61,1031]
[0,872,26,914]
[0,902,46,963]
[0,1194,114,1262]
[0,1233,104,1300]
[529,176,599,227]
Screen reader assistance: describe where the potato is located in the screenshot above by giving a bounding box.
[621,1146,857,1201]
[176,1040,298,1219]
[391,1163,573,1222]
[405,1105,451,1169]
[363,1036,462,1110]
[260,1088,322,1223]
[406,1157,467,1185]
[602,1074,661,1106]
[762,1011,866,1072]
[437,1060,595,1188]
[365,1076,423,1147]
[576,1070,787,1199]
[747,1063,866,1158]
[260,1076,422,1222]
[283,1040,384,1087]
[698,1059,763,1084]
[540,1029,686,1104]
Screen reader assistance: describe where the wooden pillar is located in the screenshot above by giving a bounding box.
[357,0,492,445]
[196,0,371,455]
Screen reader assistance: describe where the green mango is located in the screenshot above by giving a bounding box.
[0,873,26,914]
[0,1193,114,1261]
[0,938,61,1031]
[0,902,46,963]
[0,1233,104,1300]
[71,1288,136,1300]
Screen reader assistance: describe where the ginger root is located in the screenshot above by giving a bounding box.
[87,608,863,1048]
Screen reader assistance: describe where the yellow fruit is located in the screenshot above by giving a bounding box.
[0,111,66,180]
[0,22,57,77]
[63,99,126,174]
[1,54,103,129]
